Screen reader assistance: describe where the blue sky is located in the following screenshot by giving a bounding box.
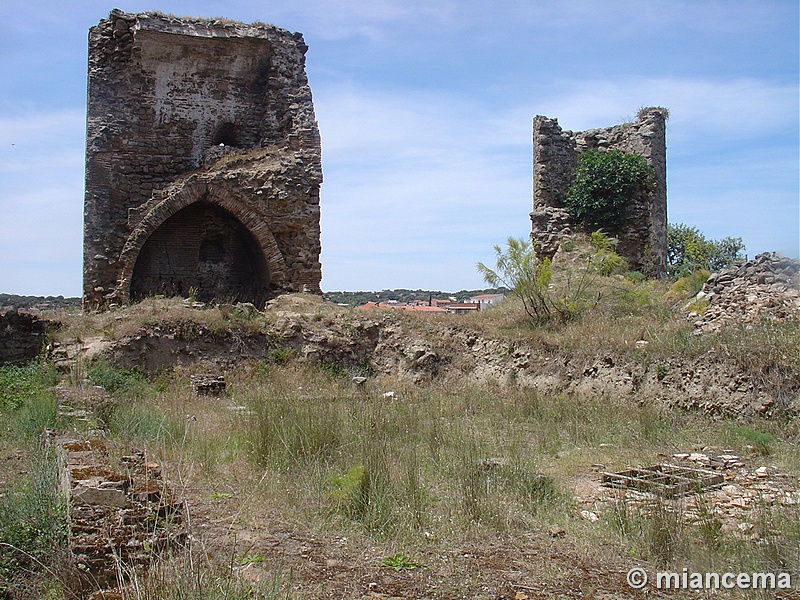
[1,1,797,296]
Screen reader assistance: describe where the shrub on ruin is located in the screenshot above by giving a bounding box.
[565,149,655,229]
[588,230,628,276]
[477,237,597,325]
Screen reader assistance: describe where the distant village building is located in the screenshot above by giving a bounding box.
[356,297,488,315]
[446,302,481,315]
[468,293,505,308]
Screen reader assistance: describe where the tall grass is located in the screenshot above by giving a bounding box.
[0,449,69,597]
[0,361,60,440]
[122,551,291,600]
[14,284,799,595]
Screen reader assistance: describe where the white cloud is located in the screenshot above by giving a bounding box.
[513,77,797,142]
[316,84,534,290]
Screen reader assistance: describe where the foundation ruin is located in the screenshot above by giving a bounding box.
[531,108,668,275]
[83,10,322,309]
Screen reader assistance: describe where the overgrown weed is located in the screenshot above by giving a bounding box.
[0,448,70,596]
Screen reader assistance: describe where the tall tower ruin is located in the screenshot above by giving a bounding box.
[83,10,322,309]
[531,108,668,275]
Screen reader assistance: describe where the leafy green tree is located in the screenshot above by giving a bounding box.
[667,223,745,277]
[565,149,656,229]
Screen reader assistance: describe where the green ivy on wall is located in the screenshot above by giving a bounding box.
[564,149,655,229]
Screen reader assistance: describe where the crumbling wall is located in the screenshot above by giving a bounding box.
[531,108,668,274]
[0,310,48,364]
[84,10,322,309]
[55,434,184,592]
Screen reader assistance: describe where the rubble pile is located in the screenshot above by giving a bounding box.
[690,252,800,333]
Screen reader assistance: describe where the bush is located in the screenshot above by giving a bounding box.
[588,231,628,276]
[664,269,711,303]
[667,223,745,277]
[87,360,153,400]
[0,362,58,412]
[0,362,59,440]
[565,150,655,229]
[477,237,556,325]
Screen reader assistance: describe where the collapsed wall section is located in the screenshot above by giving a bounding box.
[84,10,322,309]
[531,108,668,275]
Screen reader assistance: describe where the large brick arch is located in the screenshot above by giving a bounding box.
[113,181,287,303]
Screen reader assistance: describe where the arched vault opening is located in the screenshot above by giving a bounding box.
[115,182,287,305]
[130,202,270,304]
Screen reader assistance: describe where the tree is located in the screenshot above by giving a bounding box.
[667,223,745,277]
[564,149,656,229]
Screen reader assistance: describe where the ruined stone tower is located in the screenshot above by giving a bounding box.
[83,10,322,309]
[531,108,668,275]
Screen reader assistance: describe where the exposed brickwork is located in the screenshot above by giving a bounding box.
[55,434,184,592]
[531,108,668,275]
[84,10,322,309]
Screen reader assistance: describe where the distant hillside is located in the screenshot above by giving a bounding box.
[0,293,81,311]
[323,288,509,307]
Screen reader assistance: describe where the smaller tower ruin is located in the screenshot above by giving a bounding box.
[83,10,322,309]
[531,108,668,275]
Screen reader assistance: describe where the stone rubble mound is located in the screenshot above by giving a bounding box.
[691,252,800,333]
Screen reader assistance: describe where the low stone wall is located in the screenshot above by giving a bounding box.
[0,310,49,365]
[54,433,184,592]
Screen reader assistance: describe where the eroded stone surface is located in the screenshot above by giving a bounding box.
[531,108,668,275]
[84,10,322,309]
[0,310,50,365]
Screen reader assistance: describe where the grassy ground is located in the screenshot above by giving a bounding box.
[3,254,799,597]
[2,349,798,598]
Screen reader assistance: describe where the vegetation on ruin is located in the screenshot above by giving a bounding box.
[636,105,670,121]
[564,149,656,229]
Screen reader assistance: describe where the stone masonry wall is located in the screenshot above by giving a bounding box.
[0,310,49,365]
[531,108,668,275]
[84,10,322,309]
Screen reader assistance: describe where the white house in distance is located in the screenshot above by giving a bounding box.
[468,293,505,309]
